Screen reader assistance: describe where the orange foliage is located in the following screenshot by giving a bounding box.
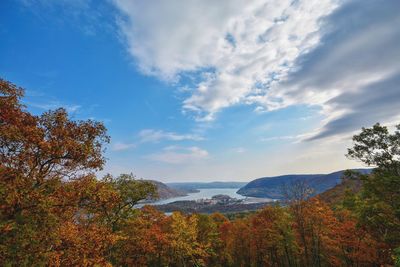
[49,221,117,267]
[0,79,394,266]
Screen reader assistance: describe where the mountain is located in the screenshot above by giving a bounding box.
[148,180,188,199]
[167,181,248,191]
[318,175,364,206]
[237,169,372,199]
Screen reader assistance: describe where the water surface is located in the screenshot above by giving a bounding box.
[152,188,272,205]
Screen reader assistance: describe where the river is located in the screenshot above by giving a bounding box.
[151,188,273,205]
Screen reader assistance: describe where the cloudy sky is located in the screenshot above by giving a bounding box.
[1,0,399,182]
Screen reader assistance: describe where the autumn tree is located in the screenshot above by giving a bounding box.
[0,79,113,264]
[220,218,252,267]
[110,205,170,266]
[167,212,207,266]
[0,79,155,266]
[281,180,314,266]
[250,206,298,267]
[333,209,385,266]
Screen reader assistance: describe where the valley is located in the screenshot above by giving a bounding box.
[145,168,372,214]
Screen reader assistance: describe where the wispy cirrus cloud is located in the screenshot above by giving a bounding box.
[20,0,116,36]
[145,146,209,164]
[28,101,81,113]
[260,135,299,142]
[138,129,204,143]
[111,129,203,153]
[111,142,136,151]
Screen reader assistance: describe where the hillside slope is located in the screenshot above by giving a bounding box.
[237,169,371,199]
[147,180,188,199]
[167,181,247,190]
[318,175,363,206]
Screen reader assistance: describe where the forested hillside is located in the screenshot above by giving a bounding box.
[237,169,372,198]
[168,181,248,190]
[1,79,399,266]
[147,180,187,200]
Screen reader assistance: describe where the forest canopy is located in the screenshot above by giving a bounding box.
[1,78,399,266]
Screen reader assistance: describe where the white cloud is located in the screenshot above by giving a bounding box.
[113,0,338,120]
[112,129,203,152]
[260,132,313,143]
[28,101,81,113]
[260,135,298,142]
[138,129,204,143]
[112,142,136,151]
[145,146,209,164]
[276,0,400,140]
[114,0,400,141]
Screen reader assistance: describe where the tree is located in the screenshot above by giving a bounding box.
[333,209,385,266]
[281,179,315,204]
[221,218,252,267]
[97,173,157,231]
[111,206,170,266]
[281,180,314,266]
[195,213,226,266]
[0,79,156,265]
[347,123,400,174]
[167,212,207,266]
[0,79,112,265]
[346,123,400,263]
[250,206,298,267]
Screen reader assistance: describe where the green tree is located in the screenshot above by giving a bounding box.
[346,123,400,261]
[98,173,157,231]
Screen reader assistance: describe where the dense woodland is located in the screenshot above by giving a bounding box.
[1,79,400,266]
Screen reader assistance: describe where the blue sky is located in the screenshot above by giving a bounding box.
[1,0,399,182]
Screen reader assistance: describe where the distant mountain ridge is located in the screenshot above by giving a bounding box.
[167,181,248,191]
[147,180,188,200]
[237,169,372,199]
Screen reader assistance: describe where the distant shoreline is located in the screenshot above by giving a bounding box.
[155,200,273,214]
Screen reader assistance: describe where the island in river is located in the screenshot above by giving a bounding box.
[141,183,275,214]
[151,190,274,214]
